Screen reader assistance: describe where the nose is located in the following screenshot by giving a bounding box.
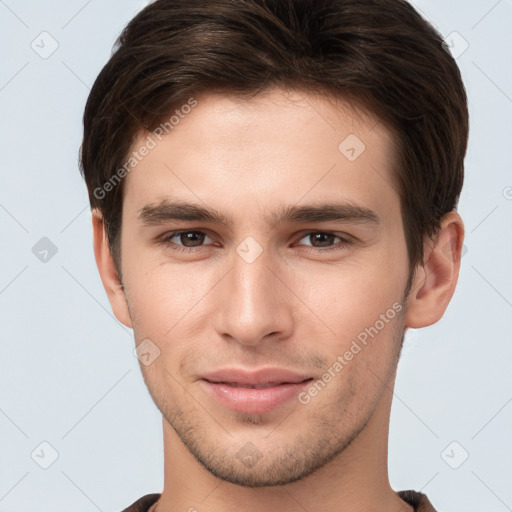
[213,242,295,347]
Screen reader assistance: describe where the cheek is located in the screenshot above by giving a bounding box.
[123,255,214,340]
[295,257,406,343]
[125,264,211,385]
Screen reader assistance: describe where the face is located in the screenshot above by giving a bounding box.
[117,88,412,486]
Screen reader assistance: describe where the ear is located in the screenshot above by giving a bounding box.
[405,211,465,328]
[91,209,133,328]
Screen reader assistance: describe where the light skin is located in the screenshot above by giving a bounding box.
[92,87,464,512]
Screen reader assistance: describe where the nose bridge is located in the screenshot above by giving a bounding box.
[214,237,293,344]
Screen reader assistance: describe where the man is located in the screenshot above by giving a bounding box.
[79,0,468,510]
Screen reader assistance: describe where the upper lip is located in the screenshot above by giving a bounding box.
[201,368,312,386]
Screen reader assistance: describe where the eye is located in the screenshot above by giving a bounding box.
[158,230,214,252]
[296,232,353,252]
[156,230,353,255]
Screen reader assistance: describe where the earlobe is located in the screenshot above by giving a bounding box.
[405,212,465,329]
[91,209,133,328]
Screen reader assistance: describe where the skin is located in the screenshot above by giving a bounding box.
[92,87,464,512]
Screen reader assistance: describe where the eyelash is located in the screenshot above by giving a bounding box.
[157,230,353,254]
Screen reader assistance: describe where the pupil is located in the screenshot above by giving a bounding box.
[182,232,203,246]
[313,233,333,247]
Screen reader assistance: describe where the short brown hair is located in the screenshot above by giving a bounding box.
[79,0,468,279]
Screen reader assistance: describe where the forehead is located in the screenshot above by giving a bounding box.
[123,88,399,222]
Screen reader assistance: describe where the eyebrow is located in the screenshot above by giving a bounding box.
[137,198,380,228]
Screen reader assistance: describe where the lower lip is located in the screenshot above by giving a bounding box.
[200,379,312,414]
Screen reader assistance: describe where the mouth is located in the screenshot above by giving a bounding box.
[206,381,308,389]
[200,380,313,414]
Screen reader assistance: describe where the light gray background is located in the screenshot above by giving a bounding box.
[0,1,511,511]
